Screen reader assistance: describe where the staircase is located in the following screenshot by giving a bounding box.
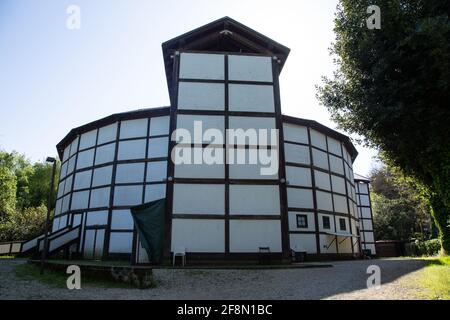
[20,225,81,257]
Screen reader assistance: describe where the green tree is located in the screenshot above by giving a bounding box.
[0,205,47,242]
[317,0,450,254]
[370,161,432,241]
[0,166,16,220]
[0,149,60,241]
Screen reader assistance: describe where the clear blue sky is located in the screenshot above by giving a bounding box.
[0,0,378,175]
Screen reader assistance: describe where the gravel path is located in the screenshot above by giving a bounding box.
[0,258,427,300]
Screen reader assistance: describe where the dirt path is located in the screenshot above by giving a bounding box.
[0,258,427,300]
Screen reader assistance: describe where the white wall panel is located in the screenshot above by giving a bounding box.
[83,230,95,258]
[115,163,145,183]
[176,114,224,144]
[59,215,68,229]
[89,187,111,208]
[60,162,68,179]
[109,232,133,253]
[54,198,62,215]
[363,232,374,243]
[229,84,275,112]
[62,145,70,162]
[290,234,317,253]
[71,191,89,210]
[67,156,76,174]
[86,211,108,226]
[72,214,82,227]
[179,53,224,80]
[288,211,315,232]
[228,116,276,146]
[229,156,278,180]
[362,219,373,231]
[310,130,327,150]
[174,147,224,179]
[229,220,281,252]
[228,55,273,82]
[284,143,310,164]
[333,194,348,213]
[111,210,134,230]
[118,139,146,160]
[173,184,224,214]
[148,137,169,158]
[316,191,333,212]
[360,207,372,220]
[360,195,370,206]
[331,175,346,194]
[327,137,342,156]
[358,183,369,194]
[113,185,143,206]
[79,129,97,150]
[319,234,337,253]
[314,170,331,190]
[286,166,311,187]
[69,137,79,157]
[98,123,117,144]
[287,188,314,209]
[329,154,344,174]
[229,185,280,215]
[150,116,170,136]
[120,119,148,139]
[171,219,225,252]
[92,165,113,187]
[52,217,60,231]
[63,175,73,194]
[95,143,115,165]
[178,82,225,111]
[61,194,71,213]
[144,184,166,202]
[338,237,353,253]
[282,124,309,144]
[76,149,95,169]
[312,149,329,170]
[74,170,92,190]
[146,161,167,182]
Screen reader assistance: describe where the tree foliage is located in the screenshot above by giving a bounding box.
[317,0,450,253]
[0,150,60,241]
[370,160,432,241]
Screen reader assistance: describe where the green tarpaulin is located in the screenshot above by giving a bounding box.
[130,199,165,264]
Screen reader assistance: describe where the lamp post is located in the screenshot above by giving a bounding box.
[40,157,57,275]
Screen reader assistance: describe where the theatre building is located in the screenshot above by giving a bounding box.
[21,17,376,264]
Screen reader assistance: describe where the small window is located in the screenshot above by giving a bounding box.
[296,214,308,228]
[322,216,331,229]
[339,218,347,231]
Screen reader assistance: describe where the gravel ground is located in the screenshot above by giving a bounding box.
[0,258,427,300]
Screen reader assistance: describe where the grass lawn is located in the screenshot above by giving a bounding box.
[14,262,148,289]
[416,256,450,300]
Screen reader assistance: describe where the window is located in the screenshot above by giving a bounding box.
[322,216,331,229]
[339,218,347,231]
[296,214,308,228]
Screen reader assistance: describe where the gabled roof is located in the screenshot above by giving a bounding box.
[162,16,290,104]
[354,173,371,182]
